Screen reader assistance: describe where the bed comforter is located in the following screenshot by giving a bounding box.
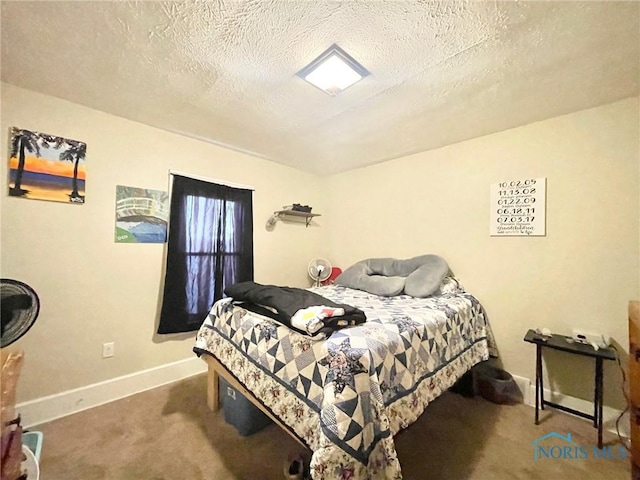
[194,281,492,479]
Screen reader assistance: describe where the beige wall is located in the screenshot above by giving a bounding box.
[326,97,640,408]
[3,83,638,412]
[1,84,328,402]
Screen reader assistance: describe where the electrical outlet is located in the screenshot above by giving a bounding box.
[102,342,115,358]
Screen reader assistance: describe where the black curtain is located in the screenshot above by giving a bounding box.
[158,175,253,334]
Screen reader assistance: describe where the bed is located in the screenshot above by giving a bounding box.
[193,276,493,479]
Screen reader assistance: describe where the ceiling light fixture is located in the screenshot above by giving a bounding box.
[297,44,370,96]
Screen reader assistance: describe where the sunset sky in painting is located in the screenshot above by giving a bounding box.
[9,155,86,180]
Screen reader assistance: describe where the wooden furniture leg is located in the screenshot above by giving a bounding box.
[629,301,640,479]
[207,362,219,411]
[0,350,25,480]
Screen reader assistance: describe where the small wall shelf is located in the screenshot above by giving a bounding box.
[273,210,321,227]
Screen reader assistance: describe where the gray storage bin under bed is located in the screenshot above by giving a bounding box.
[219,376,273,436]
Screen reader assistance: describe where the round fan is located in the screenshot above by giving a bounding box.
[1,279,40,347]
[308,258,332,287]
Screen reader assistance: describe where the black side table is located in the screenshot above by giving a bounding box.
[523,329,616,448]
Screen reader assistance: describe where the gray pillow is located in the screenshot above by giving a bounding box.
[404,255,449,297]
[334,257,405,296]
[335,254,449,297]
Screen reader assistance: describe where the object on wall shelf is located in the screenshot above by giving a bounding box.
[283,203,313,213]
[268,210,321,228]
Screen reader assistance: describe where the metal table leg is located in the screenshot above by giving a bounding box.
[539,345,545,410]
[535,344,542,424]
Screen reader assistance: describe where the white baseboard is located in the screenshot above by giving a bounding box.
[512,374,531,405]
[515,378,630,439]
[16,357,207,428]
[16,362,630,441]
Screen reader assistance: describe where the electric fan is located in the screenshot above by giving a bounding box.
[308,258,332,287]
[1,279,40,347]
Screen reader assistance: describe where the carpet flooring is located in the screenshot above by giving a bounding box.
[34,374,630,479]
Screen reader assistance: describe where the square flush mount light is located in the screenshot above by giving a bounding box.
[297,44,370,95]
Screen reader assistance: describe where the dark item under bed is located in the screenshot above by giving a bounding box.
[219,377,273,436]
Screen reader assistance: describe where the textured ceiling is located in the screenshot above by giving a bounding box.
[1,1,639,175]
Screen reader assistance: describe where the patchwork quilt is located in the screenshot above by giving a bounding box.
[194,281,491,479]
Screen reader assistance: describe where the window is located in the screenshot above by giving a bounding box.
[157,175,253,334]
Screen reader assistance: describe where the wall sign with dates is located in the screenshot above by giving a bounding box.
[490,178,546,236]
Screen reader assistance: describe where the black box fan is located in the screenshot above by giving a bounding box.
[1,279,40,347]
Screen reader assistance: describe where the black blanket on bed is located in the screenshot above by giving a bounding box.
[224,281,366,337]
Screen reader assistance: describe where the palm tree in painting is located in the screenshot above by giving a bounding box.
[9,128,41,196]
[59,140,86,203]
[39,133,66,151]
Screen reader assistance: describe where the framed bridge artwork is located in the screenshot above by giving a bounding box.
[8,127,87,204]
[115,185,169,243]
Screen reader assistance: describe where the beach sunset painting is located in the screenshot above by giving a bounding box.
[8,127,87,204]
